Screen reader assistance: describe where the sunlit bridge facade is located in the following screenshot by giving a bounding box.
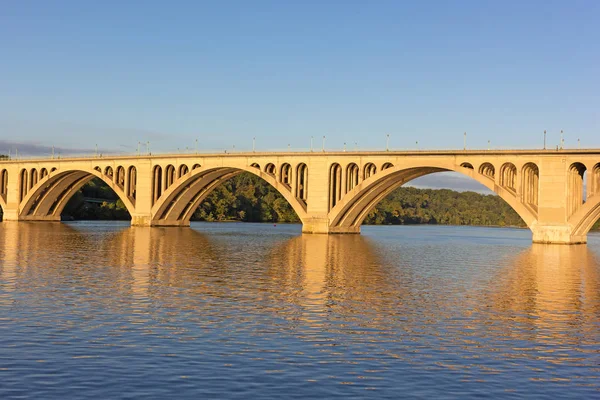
[1,149,600,244]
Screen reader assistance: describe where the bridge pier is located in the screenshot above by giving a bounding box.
[301,217,360,234]
[531,224,586,245]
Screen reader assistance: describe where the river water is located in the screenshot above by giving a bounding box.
[0,222,599,399]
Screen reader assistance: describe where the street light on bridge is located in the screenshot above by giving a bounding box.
[386,134,390,151]
[322,136,325,152]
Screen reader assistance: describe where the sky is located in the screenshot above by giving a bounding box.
[1,0,598,159]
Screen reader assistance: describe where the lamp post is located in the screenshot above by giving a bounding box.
[386,134,390,151]
[544,130,546,150]
[463,132,466,150]
[195,138,198,154]
[344,142,346,152]
[253,137,256,152]
[322,136,325,152]
[560,130,564,150]
[146,141,150,155]
[311,136,313,152]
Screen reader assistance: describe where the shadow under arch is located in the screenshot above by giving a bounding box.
[18,169,135,221]
[328,164,537,232]
[151,165,308,226]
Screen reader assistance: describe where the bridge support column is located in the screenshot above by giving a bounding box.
[301,216,360,234]
[531,223,586,245]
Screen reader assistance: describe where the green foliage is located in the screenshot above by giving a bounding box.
[62,178,131,220]
[192,173,299,222]
[363,186,525,227]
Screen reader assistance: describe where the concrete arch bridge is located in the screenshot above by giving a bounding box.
[1,150,600,244]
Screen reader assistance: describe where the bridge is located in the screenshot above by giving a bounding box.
[0,149,599,244]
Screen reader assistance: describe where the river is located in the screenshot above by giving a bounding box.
[0,222,599,399]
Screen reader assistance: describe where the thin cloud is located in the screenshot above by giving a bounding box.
[0,140,114,157]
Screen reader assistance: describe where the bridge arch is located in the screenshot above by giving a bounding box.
[479,162,495,179]
[327,163,537,233]
[150,164,308,226]
[17,167,136,221]
[0,168,8,208]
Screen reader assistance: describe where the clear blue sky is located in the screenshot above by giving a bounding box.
[1,0,598,155]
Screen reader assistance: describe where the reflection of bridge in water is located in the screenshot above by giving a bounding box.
[1,222,599,347]
[1,150,600,243]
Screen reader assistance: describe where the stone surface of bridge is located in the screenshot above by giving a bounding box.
[1,150,599,244]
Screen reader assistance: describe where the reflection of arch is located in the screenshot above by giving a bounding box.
[521,163,539,211]
[567,163,586,217]
[328,164,536,233]
[460,162,474,169]
[500,163,517,191]
[479,162,495,179]
[17,168,135,221]
[363,163,376,180]
[476,244,600,346]
[346,163,359,192]
[329,163,342,210]
[151,166,307,227]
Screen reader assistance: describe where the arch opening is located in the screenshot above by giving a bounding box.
[500,163,517,192]
[296,163,308,202]
[265,163,276,177]
[329,165,534,232]
[363,163,377,180]
[479,163,495,179]
[153,165,163,205]
[280,163,292,188]
[165,165,176,190]
[460,162,474,170]
[62,177,132,221]
[521,163,539,211]
[0,169,8,201]
[329,163,342,210]
[568,163,586,217]
[152,166,306,226]
[346,163,359,192]
[591,163,600,198]
[18,169,135,222]
[178,164,189,178]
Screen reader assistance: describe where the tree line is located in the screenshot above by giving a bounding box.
[1,173,599,230]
